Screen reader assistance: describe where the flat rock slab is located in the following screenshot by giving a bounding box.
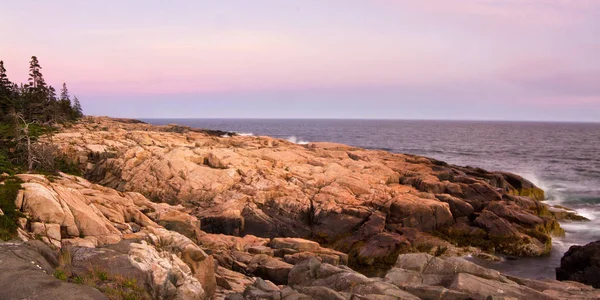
[0,242,107,300]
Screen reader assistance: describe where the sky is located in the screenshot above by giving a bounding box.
[2,0,600,121]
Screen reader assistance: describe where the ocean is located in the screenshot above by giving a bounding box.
[143,118,600,280]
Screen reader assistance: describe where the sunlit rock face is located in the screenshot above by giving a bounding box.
[47,117,578,270]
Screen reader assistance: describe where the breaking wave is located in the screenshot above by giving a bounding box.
[236,132,254,136]
[286,136,309,145]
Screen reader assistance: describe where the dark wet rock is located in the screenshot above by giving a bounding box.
[436,194,475,218]
[349,232,412,276]
[556,240,600,288]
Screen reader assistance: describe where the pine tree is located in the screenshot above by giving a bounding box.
[60,83,69,101]
[0,55,83,125]
[0,61,10,90]
[0,61,13,121]
[24,56,49,122]
[28,56,46,89]
[72,95,83,118]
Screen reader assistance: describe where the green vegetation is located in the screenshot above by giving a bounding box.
[0,176,23,241]
[0,151,13,175]
[0,56,83,174]
[53,269,68,281]
[0,56,85,240]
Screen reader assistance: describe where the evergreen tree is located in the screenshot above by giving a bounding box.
[0,61,10,90]
[60,83,70,102]
[28,56,46,89]
[24,56,49,121]
[45,86,59,123]
[0,61,13,121]
[0,55,84,174]
[0,55,83,124]
[72,95,83,118]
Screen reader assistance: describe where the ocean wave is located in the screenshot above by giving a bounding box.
[426,149,479,157]
[364,146,394,152]
[236,132,254,136]
[287,136,309,145]
[574,208,598,221]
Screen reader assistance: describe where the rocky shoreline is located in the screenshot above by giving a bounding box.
[1,116,598,299]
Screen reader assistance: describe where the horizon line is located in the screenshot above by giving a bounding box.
[129,116,600,124]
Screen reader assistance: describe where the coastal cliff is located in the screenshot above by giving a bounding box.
[1,116,596,300]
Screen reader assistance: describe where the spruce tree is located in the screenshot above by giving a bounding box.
[0,61,10,90]
[0,61,13,121]
[60,83,70,101]
[28,56,46,89]
[72,95,83,118]
[24,56,49,122]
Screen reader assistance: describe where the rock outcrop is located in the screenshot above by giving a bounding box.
[229,254,600,300]
[11,173,216,299]
[0,241,108,300]
[42,117,583,273]
[0,115,597,300]
[556,240,600,288]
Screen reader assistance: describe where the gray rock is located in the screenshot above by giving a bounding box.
[401,284,471,300]
[288,258,420,300]
[296,286,346,300]
[70,244,146,282]
[448,273,554,300]
[0,242,107,300]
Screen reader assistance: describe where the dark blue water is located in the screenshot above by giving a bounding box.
[144,119,600,279]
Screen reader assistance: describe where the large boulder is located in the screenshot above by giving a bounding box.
[389,196,454,232]
[556,241,600,288]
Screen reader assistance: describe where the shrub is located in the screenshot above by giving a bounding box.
[0,177,23,241]
[0,151,14,175]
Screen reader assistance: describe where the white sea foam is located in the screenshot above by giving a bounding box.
[519,172,549,192]
[221,134,230,138]
[287,136,309,145]
[574,208,598,221]
[236,132,254,136]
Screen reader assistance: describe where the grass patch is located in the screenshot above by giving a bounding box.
[54,269,68,281]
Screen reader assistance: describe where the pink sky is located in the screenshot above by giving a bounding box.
[2,1,599,120]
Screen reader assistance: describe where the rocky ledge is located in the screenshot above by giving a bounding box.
[2,116,595,299]
[1,172,598,300]
[230,253,600,300]
[47,117,584,266]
